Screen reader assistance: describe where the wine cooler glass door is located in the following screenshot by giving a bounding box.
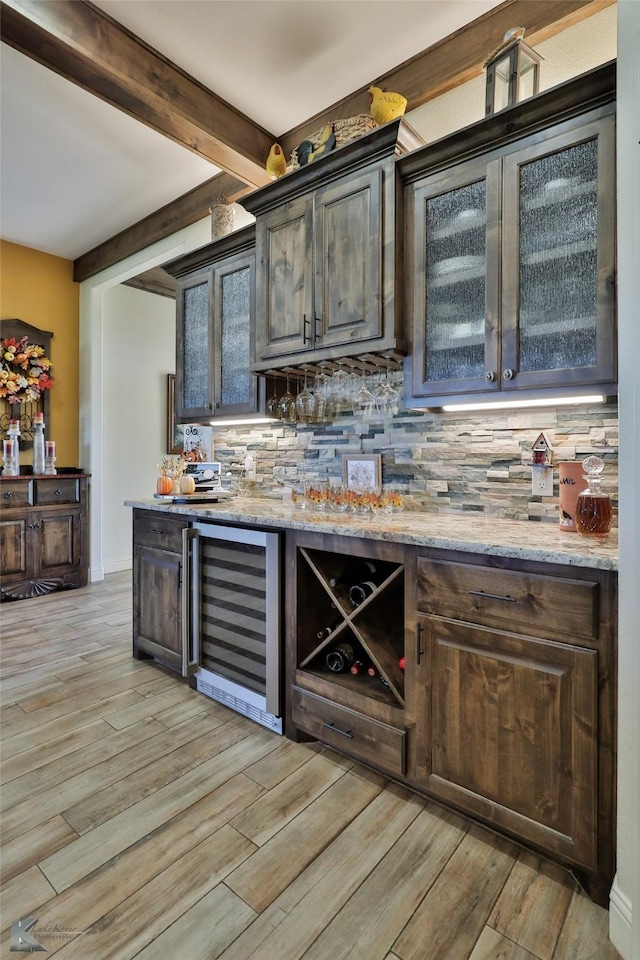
[191,522,282,733]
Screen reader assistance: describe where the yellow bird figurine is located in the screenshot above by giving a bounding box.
[266,143,287,180]
[308,124,336,164]
[368,85,407,125]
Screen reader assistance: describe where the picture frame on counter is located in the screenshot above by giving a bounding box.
[343,454,382,494]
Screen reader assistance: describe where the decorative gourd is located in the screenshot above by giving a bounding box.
[156,475,173,495]
[179,475,196,495]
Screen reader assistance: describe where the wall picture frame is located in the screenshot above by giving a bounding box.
[342,454,382,494]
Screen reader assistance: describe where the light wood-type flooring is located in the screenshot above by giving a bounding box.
[0,572,620,960]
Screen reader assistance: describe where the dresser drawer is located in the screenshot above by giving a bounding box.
[134,512,188,552]
[0,480,32,506]
[291,685,406,778]
[416,557,599,642]
[34,478,79,505]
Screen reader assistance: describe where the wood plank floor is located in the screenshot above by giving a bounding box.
[0,572,620,960]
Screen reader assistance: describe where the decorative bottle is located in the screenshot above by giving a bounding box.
[32,412,45,475]
[575,456,612,538]
[7,419,21,475]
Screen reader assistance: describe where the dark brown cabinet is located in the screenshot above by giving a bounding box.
[285,531,616,904]
[410,553,616,903]
[243,119,423,372]
[400,64,617,407]
[286,531,406,778]
[165,224,261,423]
[0,475,88,601]
[132,510,189,673]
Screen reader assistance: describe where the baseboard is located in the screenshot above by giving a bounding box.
[89,564,105,583]
[102,557,132,575]
[610,877,633,960]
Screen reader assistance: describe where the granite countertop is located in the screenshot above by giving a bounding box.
[125,496,618,571]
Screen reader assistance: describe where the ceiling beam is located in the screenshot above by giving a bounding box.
[279,0,615,158]
[66,0,611,280]
[73,172,252,283]
[0,0,273,189]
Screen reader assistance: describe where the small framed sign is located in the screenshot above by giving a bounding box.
[342,454,382,494]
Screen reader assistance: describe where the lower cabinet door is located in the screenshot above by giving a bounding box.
[133,545,183,672]
[414,616,598,869]
[37,509,82,576]
[0,515,28,580]
[292,685,406,778]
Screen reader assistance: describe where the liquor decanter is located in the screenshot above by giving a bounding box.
[575,455,612,537]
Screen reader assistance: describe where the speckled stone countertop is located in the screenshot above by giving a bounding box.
[125,496,618,571]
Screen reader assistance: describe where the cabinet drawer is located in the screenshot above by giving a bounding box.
[291,685,406,778]
[34,478,79,505]
[416,558,599,642]
[0,480,32,506]
[134,513,188,552]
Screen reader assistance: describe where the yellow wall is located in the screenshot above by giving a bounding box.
[1,241,79,467]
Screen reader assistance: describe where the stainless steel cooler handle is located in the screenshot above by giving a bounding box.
[181,527,201,676]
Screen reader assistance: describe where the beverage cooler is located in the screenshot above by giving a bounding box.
[183,522,282,733]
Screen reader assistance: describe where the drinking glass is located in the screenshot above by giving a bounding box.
[266,377,281,419]
[352,363,376,418]
[278,376,297,423]
[296,373,315,422]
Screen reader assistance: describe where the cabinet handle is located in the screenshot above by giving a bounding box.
[484,371,495,383]
[502,368,514,381]
[303,314,311,345]
[469,589,517,603]
[314,316,322,343]
[322,721,353,740]
[416,621,424,666]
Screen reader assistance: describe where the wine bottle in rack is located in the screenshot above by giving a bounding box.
[329,560,377,591]
[315,620,342,640]
[348,579,377,607]
[325,641,355,673]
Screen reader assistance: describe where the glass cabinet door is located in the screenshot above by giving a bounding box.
[176,270,214,419]
[501,114,616,390]
[409,157,501,400]
[215,252,258,416]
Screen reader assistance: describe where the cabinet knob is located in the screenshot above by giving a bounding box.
[4,491,13,498]
[484,371,496,383]
[502,368,514,381]
[55,489,62,496]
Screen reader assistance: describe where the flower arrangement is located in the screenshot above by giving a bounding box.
[0,336,54,404]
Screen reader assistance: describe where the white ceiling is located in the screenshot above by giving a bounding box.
[0,0,503,262]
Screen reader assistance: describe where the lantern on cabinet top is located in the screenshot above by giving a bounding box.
[484,28,542,116]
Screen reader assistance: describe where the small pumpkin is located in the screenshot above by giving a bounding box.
[156,475,173,495]
[179,475,196,495]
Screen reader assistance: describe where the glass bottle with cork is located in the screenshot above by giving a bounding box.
[575,455,612,537]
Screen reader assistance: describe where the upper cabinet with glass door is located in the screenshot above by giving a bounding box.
[400,63,616,407]
[165,224,261,423]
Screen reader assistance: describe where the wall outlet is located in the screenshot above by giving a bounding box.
[531,465,553,497]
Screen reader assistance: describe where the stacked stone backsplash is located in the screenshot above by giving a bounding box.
[214,400,618,525]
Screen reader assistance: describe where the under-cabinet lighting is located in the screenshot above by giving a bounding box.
[441,394,606,413]
[209,417,275,428]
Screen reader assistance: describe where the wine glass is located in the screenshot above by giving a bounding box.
[296,371,315,422]
[352,362,376,418]
[266,377,280,419]
[278,376,297,423]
